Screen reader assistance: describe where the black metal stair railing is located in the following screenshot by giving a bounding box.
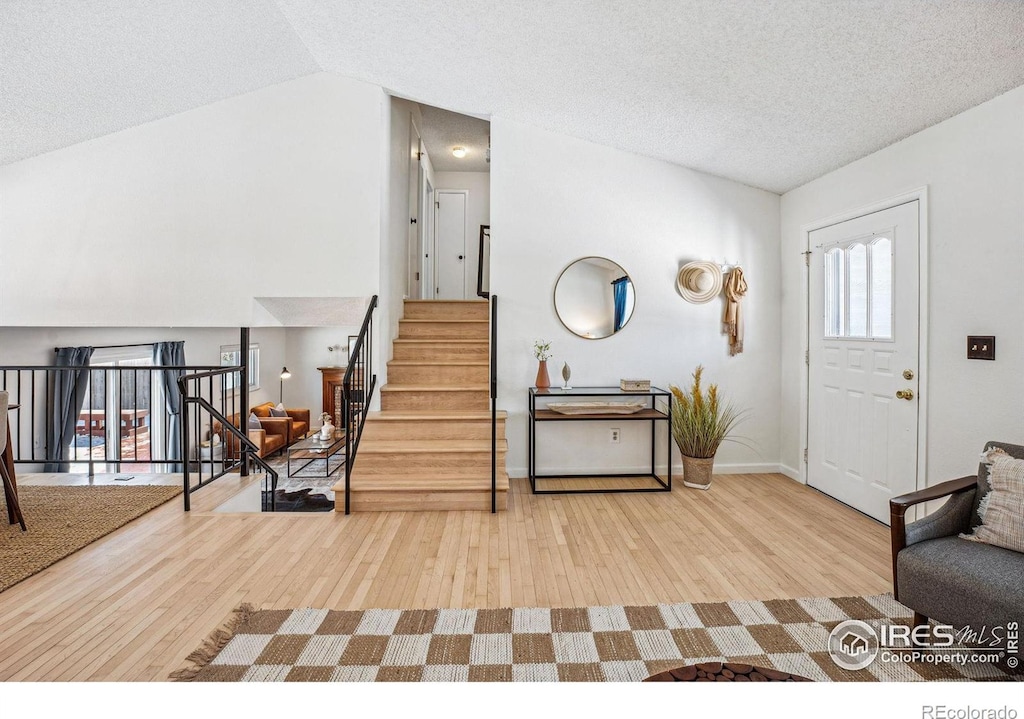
[490,294,498,514]
[341,295,379,515]
[177,366,279,511]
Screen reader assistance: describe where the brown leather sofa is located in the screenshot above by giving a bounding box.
[250,402,310,441]
[213,403,310,459]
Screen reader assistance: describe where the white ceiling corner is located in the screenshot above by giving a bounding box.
[0,0,321,166]
[3,1,1023,192]
[274,0,1024,193]
[253,297,372,327]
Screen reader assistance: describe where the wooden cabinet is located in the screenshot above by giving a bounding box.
[318,367,345,428]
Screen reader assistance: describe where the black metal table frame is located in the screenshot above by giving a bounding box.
[287,436,347,479]
[528,386,672,494]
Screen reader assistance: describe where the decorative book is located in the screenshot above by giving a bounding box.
[619,379,651,391]
[547,401,648,415]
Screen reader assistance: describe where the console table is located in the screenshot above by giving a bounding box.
[528,386,672,494]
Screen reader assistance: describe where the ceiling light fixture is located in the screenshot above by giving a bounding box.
[452,146,467,158]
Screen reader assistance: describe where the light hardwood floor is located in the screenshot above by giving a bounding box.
[0,472,892,681]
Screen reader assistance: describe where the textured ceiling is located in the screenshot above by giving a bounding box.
[254,297,372,327]
[3,1,1024,192]
[0,0,318,166]
[418,104,490,173]
[276,0,1024,192]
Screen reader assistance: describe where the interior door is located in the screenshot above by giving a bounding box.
[807,200,920,523]
[407,120,422,298]
[434,190,467,299]
[421,176,434,299]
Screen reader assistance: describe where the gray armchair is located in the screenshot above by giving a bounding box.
[890,441,1024,630]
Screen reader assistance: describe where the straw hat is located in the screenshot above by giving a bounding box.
[676,261,723,304]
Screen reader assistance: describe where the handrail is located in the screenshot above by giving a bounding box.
[183,393,279,511]
[177,364,278,511]
[341,295,379,515]
[489,295,498,513]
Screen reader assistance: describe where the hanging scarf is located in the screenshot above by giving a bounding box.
[723,267,748,356]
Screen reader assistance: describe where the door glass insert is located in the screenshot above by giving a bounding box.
[847,243,868,337]
[823,233,893,340]
[870,237,893,339]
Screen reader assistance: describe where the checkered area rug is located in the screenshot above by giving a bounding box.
[171,594,1019,682]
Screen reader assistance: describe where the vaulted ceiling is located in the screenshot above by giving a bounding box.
[3,1,1023,192]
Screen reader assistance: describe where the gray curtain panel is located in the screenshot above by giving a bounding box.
[45,346,94,472]
[153,341,186,471]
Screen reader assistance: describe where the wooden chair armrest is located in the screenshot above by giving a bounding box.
[889,475,977,601]
[890,475,977,517]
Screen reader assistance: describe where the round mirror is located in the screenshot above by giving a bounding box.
[553,257,635,339]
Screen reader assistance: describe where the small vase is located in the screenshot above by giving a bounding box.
[682,455,714,490]
[535,360,551,389]
[320,423,334,440]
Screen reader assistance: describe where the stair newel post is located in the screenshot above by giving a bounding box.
[239,327,250,478]
[181,376,190,511]
[490,295,498,514]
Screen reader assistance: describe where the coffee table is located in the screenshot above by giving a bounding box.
[287,432,346,478]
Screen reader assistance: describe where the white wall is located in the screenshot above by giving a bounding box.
[282,326,360,424]
[434,171,490,299]
[490,119,782,477]
[779,85,1024,485]
[379,97,424,385]
[0,72,384,327]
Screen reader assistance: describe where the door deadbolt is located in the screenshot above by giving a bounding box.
[896,389,914,401]
[902,369,914,380]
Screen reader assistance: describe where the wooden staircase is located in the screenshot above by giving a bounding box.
[332,299,508,511]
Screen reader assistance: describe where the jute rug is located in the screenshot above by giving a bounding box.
[171,594,1020,682]
[0,484,182,593]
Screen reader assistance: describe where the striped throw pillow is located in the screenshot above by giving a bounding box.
[961,455,1024,553]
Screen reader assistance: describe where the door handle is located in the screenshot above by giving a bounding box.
[895,389,914,401]
[458,255,464,260]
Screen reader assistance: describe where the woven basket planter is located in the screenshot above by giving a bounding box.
[682,455,714,490]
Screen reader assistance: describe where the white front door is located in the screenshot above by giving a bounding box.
[434,190,467,299]
[807,200,920,523]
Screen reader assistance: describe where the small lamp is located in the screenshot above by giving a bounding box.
[279,367,291,403]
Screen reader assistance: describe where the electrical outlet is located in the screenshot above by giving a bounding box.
[610,428,620,443]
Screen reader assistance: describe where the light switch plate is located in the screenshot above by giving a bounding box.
[967,336,995,360]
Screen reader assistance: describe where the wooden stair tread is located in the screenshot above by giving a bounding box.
[381,384,489,392]
[387,360,489,366]
[404,300,487,304]
[340,476,510,491]
[366,410,507,420]
[400,319,488,324]
[356,439,507,453]
[393,339,487,344]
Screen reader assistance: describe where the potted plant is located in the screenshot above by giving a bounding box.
[669,365,746,490]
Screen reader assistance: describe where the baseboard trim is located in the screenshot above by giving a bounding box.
[778,464,803,483]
